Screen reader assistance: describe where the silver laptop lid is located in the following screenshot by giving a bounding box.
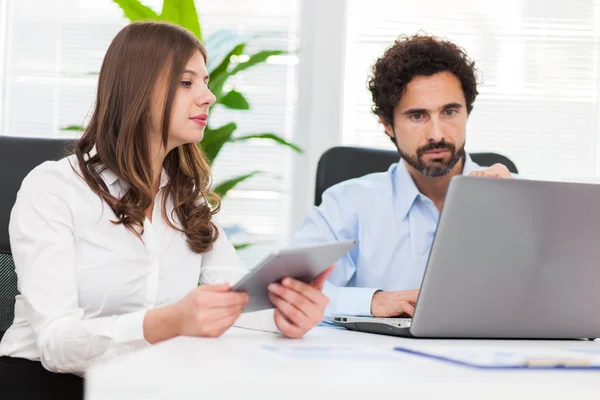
[411,176,600,339]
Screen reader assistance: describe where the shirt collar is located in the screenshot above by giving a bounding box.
[158,168,169,189]
[87,146,169,189]
[394,153,480,219]
[462,154,480,175]
[99,167,119,186]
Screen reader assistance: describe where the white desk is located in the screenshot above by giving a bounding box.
[86,326,600,400]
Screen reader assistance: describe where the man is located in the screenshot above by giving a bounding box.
[291,35,513,319]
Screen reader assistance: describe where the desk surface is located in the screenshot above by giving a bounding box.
[86,326,600,400]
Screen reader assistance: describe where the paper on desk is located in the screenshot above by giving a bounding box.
[394,345,600,369]
[262,345,402,360]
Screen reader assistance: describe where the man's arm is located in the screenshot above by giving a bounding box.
[290,188,381,317]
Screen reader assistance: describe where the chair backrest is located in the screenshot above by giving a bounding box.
[314,146,518,206]
[0,136,74,338]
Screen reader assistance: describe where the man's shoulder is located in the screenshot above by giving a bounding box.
[320,166,396,209]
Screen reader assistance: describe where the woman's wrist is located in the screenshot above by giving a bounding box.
[143,303,181,344]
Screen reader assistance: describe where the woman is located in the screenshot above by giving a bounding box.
[0,21,331,399]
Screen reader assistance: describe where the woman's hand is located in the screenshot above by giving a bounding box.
[267,266,334,338]
[175,284,249,337]
[144,283,249,343]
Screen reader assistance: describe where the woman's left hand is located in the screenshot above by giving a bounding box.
[267,265,334,338]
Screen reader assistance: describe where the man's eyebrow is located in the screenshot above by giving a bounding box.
[401,103,464,115]
[402,108,427,115]
[441,102,463,110]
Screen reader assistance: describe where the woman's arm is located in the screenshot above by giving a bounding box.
[10,164,154,374]
[11,164,248,373]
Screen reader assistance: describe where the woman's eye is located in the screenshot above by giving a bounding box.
[181,81,192,88]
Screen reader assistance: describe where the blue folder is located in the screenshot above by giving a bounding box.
[394,346,600,370]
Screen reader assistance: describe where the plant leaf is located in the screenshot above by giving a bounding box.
[208,42,245,99]
[210,43,244,77]
[208,72,229,101]
[61,125,86,131]
[204,30,251,72]
[233,242,253,251]
[112,0,158,21]
[159,0,201,39]
[208,43,244,100]
[230,50,286,75]
[231,134,302,153]
[200,122,237,164]
[218,90,250,110]
[209,49,286,99]
[213,171,261,198]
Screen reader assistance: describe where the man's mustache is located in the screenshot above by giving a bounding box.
[417,141,455,156]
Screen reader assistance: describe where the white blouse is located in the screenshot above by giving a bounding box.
[0,154,277,374]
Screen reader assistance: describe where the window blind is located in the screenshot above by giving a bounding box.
[342,0,600,182]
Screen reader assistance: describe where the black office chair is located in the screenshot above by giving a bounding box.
[0,136,74,340]
[314,146,518,206]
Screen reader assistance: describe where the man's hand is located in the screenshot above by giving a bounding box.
[370,289,419,317]
[267,266,334,339]
[469,163,513,179]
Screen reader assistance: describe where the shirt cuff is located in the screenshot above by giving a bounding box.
[324,285,380,317]
[114,310,149,344]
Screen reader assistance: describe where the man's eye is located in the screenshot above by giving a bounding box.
[444,109,457,116]
[410,113,423,121]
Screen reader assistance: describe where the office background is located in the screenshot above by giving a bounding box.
[0,0,599,266]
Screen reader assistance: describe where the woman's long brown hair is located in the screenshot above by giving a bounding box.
[74,21,220,253]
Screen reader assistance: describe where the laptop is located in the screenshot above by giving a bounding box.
[331,176,600,339]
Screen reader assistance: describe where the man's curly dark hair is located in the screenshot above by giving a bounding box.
[368,34,479,126]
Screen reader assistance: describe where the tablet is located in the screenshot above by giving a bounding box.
[232,240,357,313]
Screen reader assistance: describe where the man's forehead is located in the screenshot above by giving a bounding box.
[397,72,466,111]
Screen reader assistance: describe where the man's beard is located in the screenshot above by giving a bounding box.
[398,140,466,177]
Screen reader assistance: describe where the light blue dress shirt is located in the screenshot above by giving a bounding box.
[290,155,482,318]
